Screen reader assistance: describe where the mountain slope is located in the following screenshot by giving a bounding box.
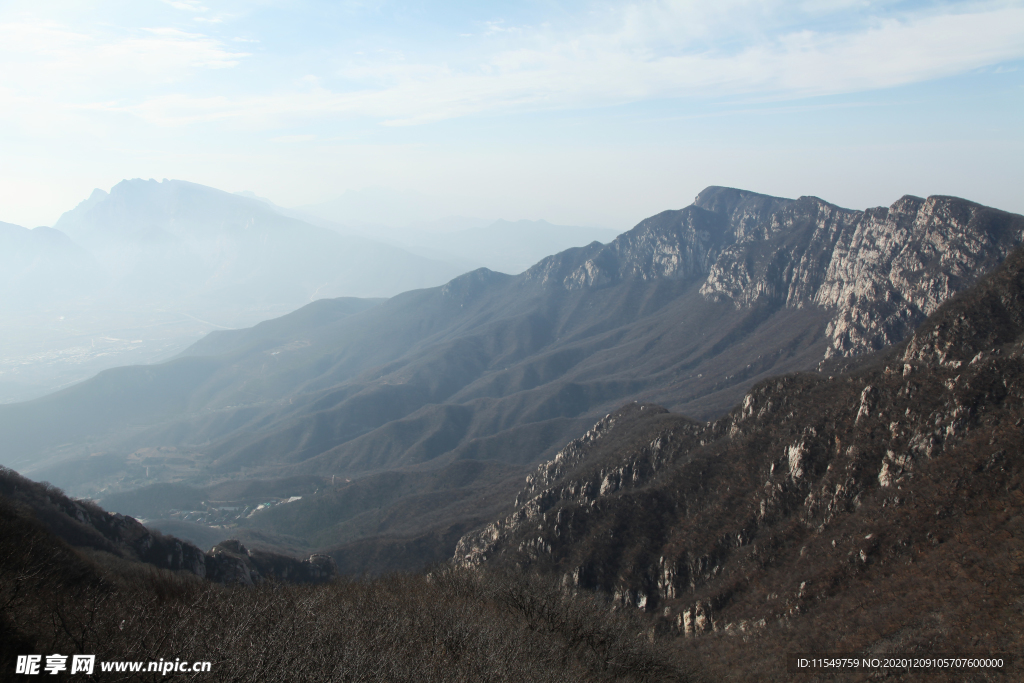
[0,180,466,403]
[2,187,1021,576]
[0,221,104,312]
[0,465,338,585]
[456,241,1024,678]
[0,474,689,683]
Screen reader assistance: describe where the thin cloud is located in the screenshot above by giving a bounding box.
[102,3,1024,127]
[0,20,249,95]
[161,0,209,12]
[118,28,248,70]
[3,2,1023,131]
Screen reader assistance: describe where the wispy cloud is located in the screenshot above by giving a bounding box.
[161,0,209,12]
[3,2,1023,131]
[92,3,1024,127]
[0,21,247,84]
[117,28,246,69]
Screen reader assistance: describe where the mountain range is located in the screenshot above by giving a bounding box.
[50,178,466,308]
[0,180,612,404]
[4,201,1023,678]
[2,185,1022,575]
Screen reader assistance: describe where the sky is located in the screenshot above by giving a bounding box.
[1,0,1022,231]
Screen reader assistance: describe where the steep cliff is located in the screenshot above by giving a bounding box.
[527,186,1023,360]
[699,192,1024,358]
[523,187,790,290]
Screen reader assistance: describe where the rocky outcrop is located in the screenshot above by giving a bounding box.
[525,187,1024,361]
[244,544,339,583]
[523,187,789,291]
[453,402,701,567]
[204,541,337,585]
[701,193,1024,358]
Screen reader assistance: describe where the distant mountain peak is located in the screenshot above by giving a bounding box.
[42,178,467,304]
[440,267,512,304]
[692,185,787,215]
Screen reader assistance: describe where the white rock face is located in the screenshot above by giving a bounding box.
[787,441,806,480]
[525,186,1023,361]
[523,187,789,291]
[699,194,1024,358]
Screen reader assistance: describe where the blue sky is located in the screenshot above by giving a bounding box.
[1,0,1022,230]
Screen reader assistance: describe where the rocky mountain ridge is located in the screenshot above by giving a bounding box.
[527,187,1024,360]
[522,188,786,290]
[455,241,1024,676]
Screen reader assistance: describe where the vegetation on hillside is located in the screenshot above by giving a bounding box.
[1,482,693,682]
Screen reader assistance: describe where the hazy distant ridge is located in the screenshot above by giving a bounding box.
[53,179,466,304]
[0,180,469,403]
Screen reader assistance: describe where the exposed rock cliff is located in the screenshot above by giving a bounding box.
[526,187,1024,360]
[703,193,1024,358]
[455,403,682,567]
[523,188,789,290]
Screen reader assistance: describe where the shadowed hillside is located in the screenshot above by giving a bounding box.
[458,241,1024,680]
[0,475,692,682]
